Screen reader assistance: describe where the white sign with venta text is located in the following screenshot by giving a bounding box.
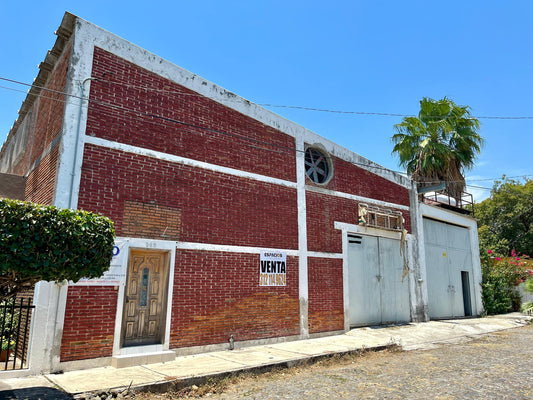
[259,250,286,286]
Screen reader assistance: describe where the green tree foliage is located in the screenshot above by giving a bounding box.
[480,250,530,315]
[392,97,483,201]
[525,277,533,293]
[476,177,533,257]
[0,199,115,300]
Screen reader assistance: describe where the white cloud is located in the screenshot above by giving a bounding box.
[467,185,491,203]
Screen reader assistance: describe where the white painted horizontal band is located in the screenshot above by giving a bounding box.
[334,221,409,240]
[308,251,343,259]
[419,203,476,229]
[306,185,410,211]
[84,135,298,189]
[114,239,342,259]
[176,241,300,257]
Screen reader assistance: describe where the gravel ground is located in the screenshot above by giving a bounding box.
[137,323,533,400]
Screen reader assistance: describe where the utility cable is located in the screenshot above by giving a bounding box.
[4,76,533,121]
[2,76,533,185]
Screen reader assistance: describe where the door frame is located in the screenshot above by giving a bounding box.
[111,237,176,357]
[335,221,414,331]
[419,203,483,318]
[347,232,411,327]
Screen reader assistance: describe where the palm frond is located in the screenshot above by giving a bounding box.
[390,97,484,201]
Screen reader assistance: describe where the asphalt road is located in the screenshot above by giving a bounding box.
[168,323,533,400]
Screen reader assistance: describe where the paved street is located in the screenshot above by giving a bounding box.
[152,323,533,400]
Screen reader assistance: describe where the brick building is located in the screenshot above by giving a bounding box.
[0,13,482,375]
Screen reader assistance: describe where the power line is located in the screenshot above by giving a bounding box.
[2,76,533,186]
[4,76,533,121]
[74,77,533,120]
[467,175,533,182]
[259,104,533,120]
[467,185,493,191]
[0,77,407,174]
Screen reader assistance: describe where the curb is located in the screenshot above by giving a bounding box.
[73,344,396,399]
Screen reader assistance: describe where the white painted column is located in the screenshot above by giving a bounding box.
[469,219,483,316]
[411,183,430,322]
[27,282,67,373]
[27,19,96,374]
[295,135,309,338]
[341,228,350,331]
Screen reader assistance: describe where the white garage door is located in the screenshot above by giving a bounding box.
[347,234,410,327]
[423,218,475,319]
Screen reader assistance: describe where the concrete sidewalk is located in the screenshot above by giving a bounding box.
[1,313,531,398]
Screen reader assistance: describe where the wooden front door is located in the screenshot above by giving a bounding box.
[122,250,169,347]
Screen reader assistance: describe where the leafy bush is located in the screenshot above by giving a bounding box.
[0,199,115,300]
[522,301,533,315]
[525,276,533,293]
[481,250,531,315]
[0,298,18,350]
[1,337,14,351]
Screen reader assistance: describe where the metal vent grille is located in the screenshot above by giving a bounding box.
[348,234,362,244]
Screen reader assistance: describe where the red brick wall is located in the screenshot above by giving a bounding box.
[25,145,59,204]
[306,155,412,255]
[1,45,70,179]
[122,201,181,241]
[61,44,418,360]
[308,257,344,333]
[61,286,118,362]
[170,251,299,348]
[77,144,299,249]
[306,191,411,254]
[87,47,296,182]
[4,44,70,204]
[306,192,356,254]
[29,46,70,169]
[307,155,410,207]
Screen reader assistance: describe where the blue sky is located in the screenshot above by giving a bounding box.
[1,1,532,202]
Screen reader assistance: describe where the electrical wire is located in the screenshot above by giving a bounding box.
[258,103,533,120]
[75,76,533,120]
[4,76,533,121]
[0,79,300,156]
[2,76,533,186]
[0,77,402,173]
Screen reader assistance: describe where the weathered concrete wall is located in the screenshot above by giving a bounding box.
[0,173,26,199]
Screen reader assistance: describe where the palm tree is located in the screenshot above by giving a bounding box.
[392,97,484,202]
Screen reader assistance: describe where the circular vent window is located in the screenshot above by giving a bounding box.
[305,147,331,184]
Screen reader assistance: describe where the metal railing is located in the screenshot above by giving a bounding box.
[0,297,34,371]
[422,191,474,214]
[358,203,404,232]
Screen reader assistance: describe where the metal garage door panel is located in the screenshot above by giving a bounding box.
[379,237,411,324]
[446,223,471,251]
[426,242,454,318]
[423,218,442,245]
[424,218,474,319]
[447,247,472,317]
[348,235,381,326]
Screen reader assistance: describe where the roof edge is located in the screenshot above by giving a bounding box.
[0,12,76,156]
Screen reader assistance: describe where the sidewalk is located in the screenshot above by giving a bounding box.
[1,313,531,398]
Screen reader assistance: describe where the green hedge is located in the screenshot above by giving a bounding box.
[0,199,115,299]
